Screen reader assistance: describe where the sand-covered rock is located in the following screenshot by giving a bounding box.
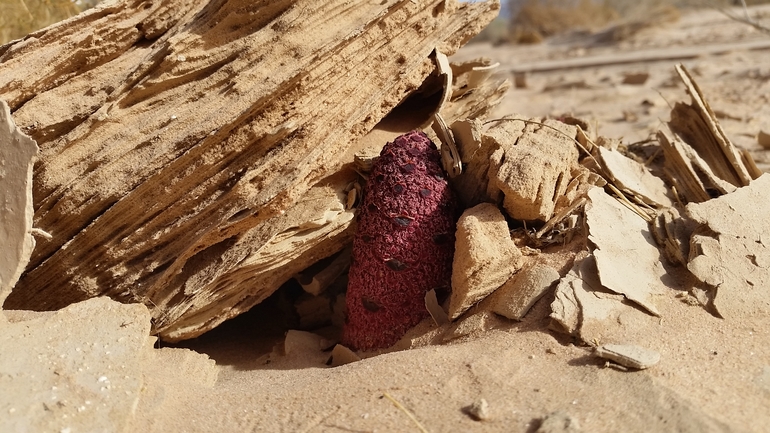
[449,203,522,320]
[488,263,560,321]
[451,115,579,222]
[686,174,770,319]
[0,297,217,433]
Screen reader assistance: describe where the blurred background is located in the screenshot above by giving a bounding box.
[473,0,770,44]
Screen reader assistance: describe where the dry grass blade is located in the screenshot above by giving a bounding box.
[383,392,430,433]
[715,0,770,35]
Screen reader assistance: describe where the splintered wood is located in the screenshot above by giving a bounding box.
[0,0,500,340]
[659,64,760,203]
[0,101,38,305]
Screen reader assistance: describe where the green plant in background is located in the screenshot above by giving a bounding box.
[0,0,88,44]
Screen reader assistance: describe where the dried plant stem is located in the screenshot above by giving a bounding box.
[383,392,429,433]
[536,197,587,239]
[715,0,770,35]
[606,183,653,223]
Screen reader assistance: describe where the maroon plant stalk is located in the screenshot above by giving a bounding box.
[343,131,457,351]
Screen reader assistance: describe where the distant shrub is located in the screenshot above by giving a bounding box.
[0,0,91,44]
[508,0,687,44]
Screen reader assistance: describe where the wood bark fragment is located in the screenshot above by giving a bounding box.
[0,0,502,340]
[0,101,38,306]
[661,64,760,204]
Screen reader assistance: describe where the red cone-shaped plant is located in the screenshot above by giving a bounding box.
[343,131,457,350]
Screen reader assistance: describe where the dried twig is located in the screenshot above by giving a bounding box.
[714,0,770,35]
[383,392,429,433]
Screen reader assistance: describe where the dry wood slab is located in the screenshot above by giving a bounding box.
[0,101,38,306]
[0,0,500,340]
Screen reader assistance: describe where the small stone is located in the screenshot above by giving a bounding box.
[328,344,361,367]
[448,203,522,320]
[488,264,560,321]
[621,72,649,85]
[464,398,490,421]
[537,411,581,433]
[443,311,501,342]
[593,344,661,370]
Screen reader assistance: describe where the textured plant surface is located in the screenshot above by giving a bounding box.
[343,131,458,351]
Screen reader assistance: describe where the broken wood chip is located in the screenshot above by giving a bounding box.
[668,64,757,191]
[595,146,673,208]
[425,289,449,326]
[586,188,664,317]
[0,100,38,305]
[432,112,462,177]
[328,344,361,367]
[594,344,661,370]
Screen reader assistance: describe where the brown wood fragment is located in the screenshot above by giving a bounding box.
[0,101,38,305]
[662,63,760,204]
[0,0,502,340]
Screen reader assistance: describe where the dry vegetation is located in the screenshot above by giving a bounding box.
[0,0,82,43]
[3,0,770,46]
[473,0,770,44]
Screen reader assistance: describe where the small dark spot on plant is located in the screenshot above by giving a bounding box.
[362,296,381,312]
[385,259,408,271]
[420,188,432,197]
[393,215,414,227]
[393,183,405,193]
[402,163,415,173]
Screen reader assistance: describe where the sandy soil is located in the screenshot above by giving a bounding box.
[4,5,770,433]
[162,7,770,432]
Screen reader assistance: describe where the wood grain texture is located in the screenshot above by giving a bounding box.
[0,0,501,340]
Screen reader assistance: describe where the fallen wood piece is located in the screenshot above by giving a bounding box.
[453,115,579,221]
[0,0,501,340]
[586,188,664,316]
[658,125,731,203]
[0,101,38,306]
[505,39,770,74]
[594,344,660,370]
[665,64,758,197]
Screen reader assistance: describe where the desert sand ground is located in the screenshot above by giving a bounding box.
[3,5,770,433]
